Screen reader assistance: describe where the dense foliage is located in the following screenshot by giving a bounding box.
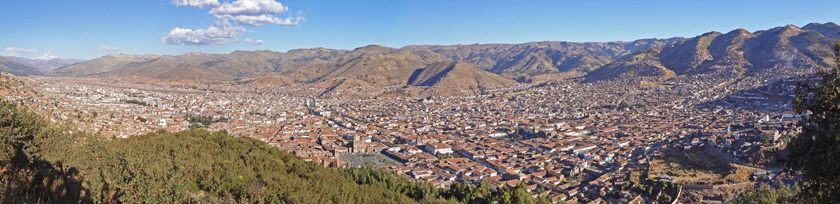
[785,38,840,203]
[342,167,550,204]
[186,113,226,128]
[0,100,544,203]
[727,183,801,204]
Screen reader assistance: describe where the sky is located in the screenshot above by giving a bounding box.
[0,0,838,59]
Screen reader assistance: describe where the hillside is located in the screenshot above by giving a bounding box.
[408,61,513,95]
[584,23,836,84]
[2,56,85,72]
[41,22,840,92]
[0,56,43,76]
[402,38,683,81]
[584,48,676,84]
[49,54,161,77]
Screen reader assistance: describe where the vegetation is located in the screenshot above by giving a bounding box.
[726,183,801,204]
[122,99,147,106]
[186,113,227,128]
[0,100,546,203]
[648,147,759,185]
[615,168,680,204]
[784,38,840,203]
[343,167,550,204]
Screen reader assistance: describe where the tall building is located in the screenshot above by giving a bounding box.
[353,135,366,154]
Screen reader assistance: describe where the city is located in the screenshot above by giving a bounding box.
[2,62,808,202]
[2,1,838,203]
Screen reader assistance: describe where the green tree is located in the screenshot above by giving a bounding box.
[786,38,840,203]
[727,183,800,204]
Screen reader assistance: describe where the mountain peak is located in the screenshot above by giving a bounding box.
[802,22,840,38]
[727,28,752,36]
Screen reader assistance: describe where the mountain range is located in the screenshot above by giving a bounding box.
[5,22,839,95]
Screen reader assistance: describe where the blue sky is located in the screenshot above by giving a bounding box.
[0,0,838,59]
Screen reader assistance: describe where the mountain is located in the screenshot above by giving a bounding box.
[584,48,676,84]
[49,54,161,77]
[44,22,840,92]
[50,39,682,84]
[584,23,837,84]
[407,60,514,95]
[401,38,683,82]
[2,56,86,72]
[802,22,840,39]
[118,58,234,82]
[0,56,43,76]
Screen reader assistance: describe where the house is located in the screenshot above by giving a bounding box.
[424,142,453,154]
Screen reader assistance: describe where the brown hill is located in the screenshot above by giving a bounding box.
[584,48,676,84]
[0,56,42,76]
[49,54,161,77]
[401,38,683,80]
[658,31,722,75]
[2,56,86,72]
[408,61,513,95]
[586,23,836,84]
[43,22,840,94]
[802,22,840,39]
[119,60,234,82]
[287,51,431,87]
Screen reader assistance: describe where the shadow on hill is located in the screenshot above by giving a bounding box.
[417,66,455,87]
[405,68,425,85]
[3,149,92,204]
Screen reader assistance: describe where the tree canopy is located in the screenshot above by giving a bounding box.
[785,38,840,203]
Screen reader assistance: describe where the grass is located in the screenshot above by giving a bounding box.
[648,147,760,185]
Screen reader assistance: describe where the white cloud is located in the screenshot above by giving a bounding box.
[245,38,263,45]
[2,47,38,56]
[162,20,246,46]
[37,54,58,60]
[171,0,220,8]
[209,0,288,16]
[94,46,119,52]
[165,0,301,46]
[216,14,302,26]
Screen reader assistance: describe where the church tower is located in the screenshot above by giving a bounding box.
[353,135,365,154]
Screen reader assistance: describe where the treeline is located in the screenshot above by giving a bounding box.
[0,100,544,203]
[121,99,147,106]
[342,167,553,204]
[186,113,227,128]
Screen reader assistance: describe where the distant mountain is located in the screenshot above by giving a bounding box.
[401,39,683,82]
[2,56,85,72]
[44,22,840,93]
[584,23,837,84]
[49,40,681,85]
[0,56,43,76]
[49,54,161,77]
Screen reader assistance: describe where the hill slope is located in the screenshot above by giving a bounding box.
[585,23,837,84]
[44,22,840,91]
[408,60,513,95]
[0,56,43,76]
[2,56,86,72]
